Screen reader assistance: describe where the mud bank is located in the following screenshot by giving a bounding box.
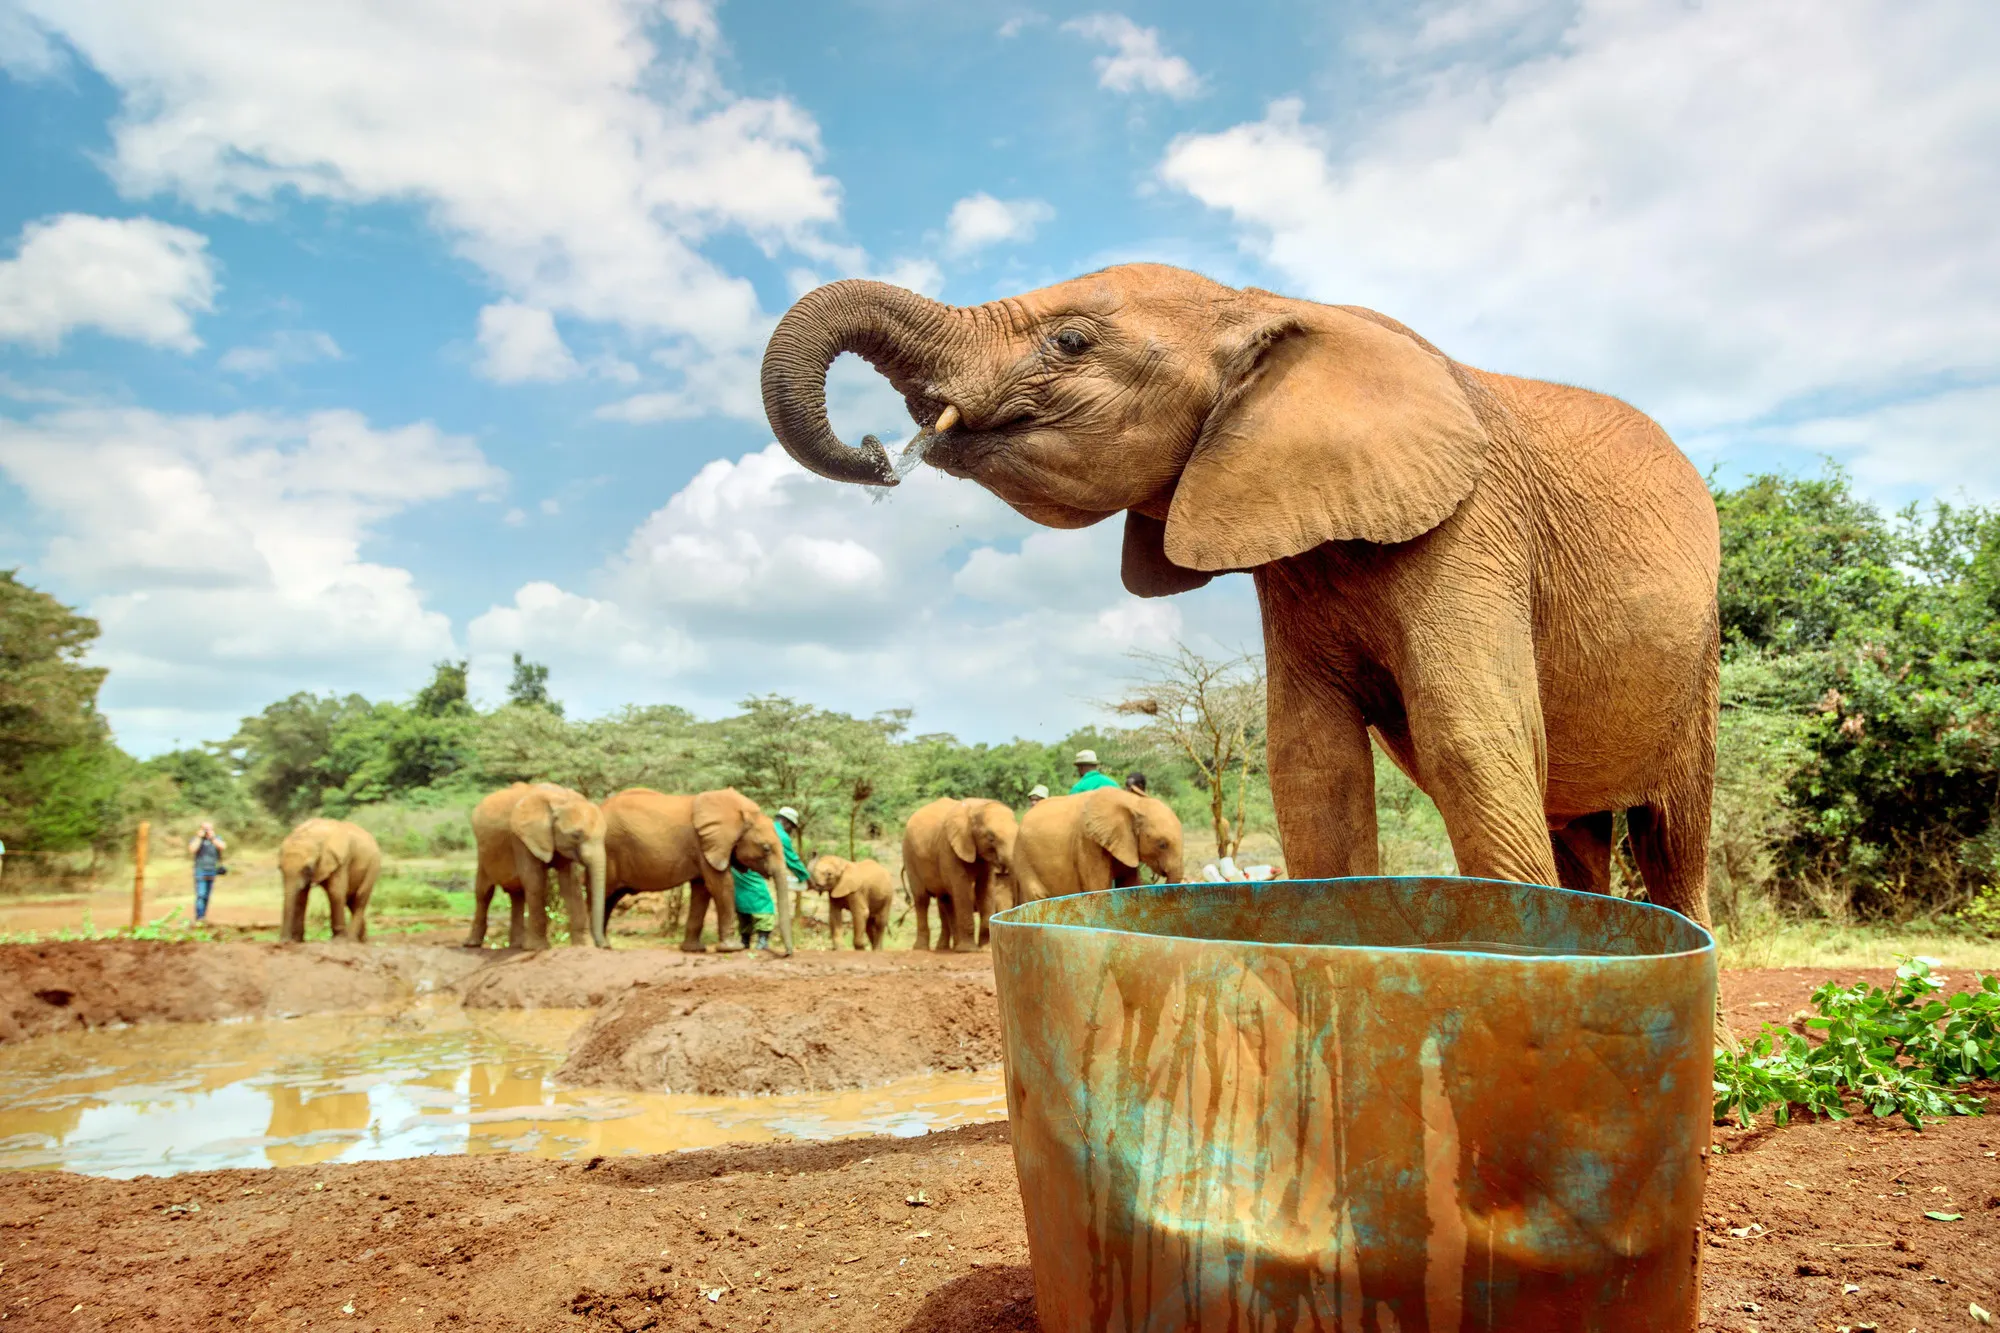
[0,940,489,1043]
[559,966,1003,1095]
[460,946,993,1010]
[5,1098,1998,1333]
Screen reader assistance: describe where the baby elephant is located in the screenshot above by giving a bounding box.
[278,818,382,942]
[806,855,894,950]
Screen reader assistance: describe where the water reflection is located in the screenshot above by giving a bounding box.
[0,1003,1005,1178]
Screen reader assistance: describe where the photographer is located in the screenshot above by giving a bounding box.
[188,822,227,923]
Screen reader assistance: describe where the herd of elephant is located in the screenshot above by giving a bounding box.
[274,781,1185,954]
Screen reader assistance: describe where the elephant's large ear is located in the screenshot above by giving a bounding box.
[549,790,602,845]
[509,789,557,864]
[945,803,977,865]
[1165,307,1488,571]
[1121,512,1214,598]
[693,790,747,872]
[1082,792,1141,869]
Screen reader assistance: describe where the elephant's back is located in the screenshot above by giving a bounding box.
[1471,371,1722,813]
[900,799,956,883]
[602,789,700,887]
[854,859,896,904]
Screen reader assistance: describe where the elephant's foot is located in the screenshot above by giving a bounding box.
[678,941,709,954]
[715,939,747,953]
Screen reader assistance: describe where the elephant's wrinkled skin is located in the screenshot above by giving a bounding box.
[763,265,1721,920]
[278,818,381,942]
[805,854,893,950]
[901,797,1018,951]
[466,783,608,951]
[600,787,793,956]
[1016,788,1185,902]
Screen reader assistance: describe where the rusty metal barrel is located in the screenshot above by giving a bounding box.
[990,875,1716,1332]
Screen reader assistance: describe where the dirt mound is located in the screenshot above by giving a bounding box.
[459,946,696,1009]
[0,940,487,1043]
[557,965,1003,1095]
[461,944,995,1010]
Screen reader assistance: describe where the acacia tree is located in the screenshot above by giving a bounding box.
[1112,646,1267,859]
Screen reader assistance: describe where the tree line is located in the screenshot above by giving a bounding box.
[2,463,1995,925]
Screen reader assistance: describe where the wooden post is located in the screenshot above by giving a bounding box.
[131,821,149,931]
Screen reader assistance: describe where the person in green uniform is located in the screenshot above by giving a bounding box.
[730,805,811,951]
[1069,749,1120,795]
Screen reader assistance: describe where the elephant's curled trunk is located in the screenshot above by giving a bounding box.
[760,280,961,486]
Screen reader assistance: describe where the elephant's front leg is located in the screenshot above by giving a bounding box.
[705,868,745,952]
[1265,648,1380,879]
[828,897,843,950]
[281,877,307,943]
[849,901,865,951]
[681,880,713,952]
[324,867,355,940]
[555,862,590,947]
[506,888,527,949]
[322,872,349,939]
[519,860,553,951]
[1405,642,1561,887]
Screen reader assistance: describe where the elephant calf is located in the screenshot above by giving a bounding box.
[278,818,382,943]
[467,782,608,951]
[1016,788,1185,902]
[806,855,893,950]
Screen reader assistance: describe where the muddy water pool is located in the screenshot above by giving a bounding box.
[0,1004,1005,1178]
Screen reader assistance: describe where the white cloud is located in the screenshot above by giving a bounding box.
[0,407,502,751]
[0,3,63,75]
[0,213,216,352]
[1159,0,2000,495]
[474,302,582,384]
[217,329,342,377]
[1063,13,1201,99]
[944,193,1056,255]
[468,444,1259,740]
[14,0,848,411]
[1706,383,2000,506]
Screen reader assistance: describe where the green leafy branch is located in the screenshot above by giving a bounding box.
[1715,957,2000,1129]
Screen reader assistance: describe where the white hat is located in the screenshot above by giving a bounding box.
[1028,784,1049,801]
[776,806,800,825]
[1073,749,1098,765]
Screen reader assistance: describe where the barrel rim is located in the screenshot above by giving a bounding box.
[989,874,1718,963]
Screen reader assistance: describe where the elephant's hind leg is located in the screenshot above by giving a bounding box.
[1627,796,1713,926]
[1550,812,1614,896]
[466,867,497,948]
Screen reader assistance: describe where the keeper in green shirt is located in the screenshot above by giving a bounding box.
[1069,749,1121,795]
[730,805,811,952]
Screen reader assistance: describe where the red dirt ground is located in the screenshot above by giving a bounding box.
[1,959,1997,1330]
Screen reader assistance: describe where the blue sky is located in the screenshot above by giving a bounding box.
[0,0,1994,757]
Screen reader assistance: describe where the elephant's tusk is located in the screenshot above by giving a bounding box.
[933,404,960,434]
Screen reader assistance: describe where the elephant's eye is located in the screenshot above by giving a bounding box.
[1052,328,1089,355]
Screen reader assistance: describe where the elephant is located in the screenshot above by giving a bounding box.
[805,854,893,950]
[1016,788,1185,902]
[465,782,608,951]
[900,797,1018,951]
[277,818,381,942]
[600,787,794,955]
[762,265,1721,922]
